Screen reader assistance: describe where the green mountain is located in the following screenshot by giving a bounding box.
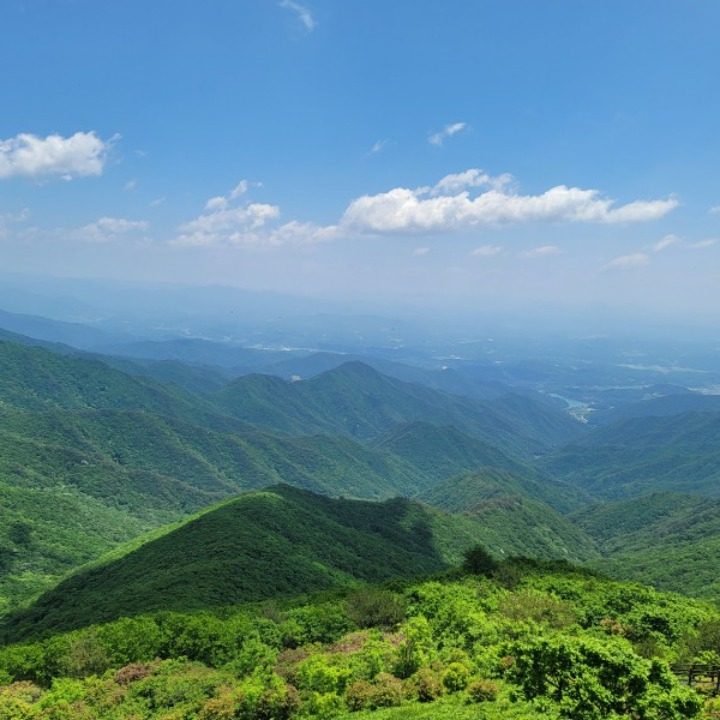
[540,410,720,499]
[572,492,720,598]
[0,338,582,617]
[419,471,598,561]
[0,404,440,609]
[214,361,583,456]
[260,350,511,399]
[0,340,234,430]
[4,485,492,636]
[374,422,584,511]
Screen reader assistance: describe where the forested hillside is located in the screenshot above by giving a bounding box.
[0,337,587,612]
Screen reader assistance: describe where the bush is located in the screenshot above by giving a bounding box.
[346,589,406,630]
[441,661,470,692]
[367,673,404,709]
[345,679,374,711]
[407,667,443,702]
[114,662,153,685]
[345,673,404,710]
[466,677,499,702]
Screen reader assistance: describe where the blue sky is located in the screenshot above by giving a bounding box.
[1,0,719,317]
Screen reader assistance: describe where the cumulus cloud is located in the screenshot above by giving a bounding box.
[341,169,677,234]
[413,246,430,256]
[176,169,678,250]
[652,233,682,252]
[174,183,336,247]
[471,244,502,257]
[75,217,149,243]
[520,245,561,259]
[280,0,316,31]
[603,252,650,270]
[0,131,113,180]
[428,122,467,146]
[204,180,253,211]
[710,206,720,215]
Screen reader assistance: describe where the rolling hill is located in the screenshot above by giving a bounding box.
[572,492,720,597]
[4,484,493,637]
[540,410,720,499]
[419,471,598,561]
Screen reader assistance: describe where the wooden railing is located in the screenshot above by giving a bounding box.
[672,664,720,694]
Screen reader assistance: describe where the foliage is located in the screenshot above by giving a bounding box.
[0,566,713,718]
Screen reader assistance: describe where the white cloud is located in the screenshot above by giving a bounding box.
[280,0,316,31]
[204,179,253,211]
[691,238,718,249]
[341,169,678,234]
[413,246,430,256]
[0,131,113,180]
[652,233,681,252]
[174,183,336,248]
[471,244,502,257]
[205,196,228,211]
[520,245,561,259]
[428,122,467,146]
[124,179,138,192]
[431,169,513,196]
[229,180,249,199]
[150,196,166,207]
[603,252,650,270]
[709,205,720,215]
[370,139,389,155]
[175,203,280,246]
[75,216,149,243]
[176,169,678,251]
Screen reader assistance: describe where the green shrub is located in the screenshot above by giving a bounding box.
[466,677,499,702]
[407,667,443,702]
[345,679,374,711]
[346,589,406,630]
[367,672,404,709]
[295,654,350,694]
[441,661,470,692]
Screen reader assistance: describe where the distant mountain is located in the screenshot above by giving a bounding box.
[419,471,598,561]
[104,337,306,371]
[100,356,233,395]
[541,410,720,499]
[214,361,584,456]
[5,485,491,637]
[260,351,511,399]
[0,307,121,349]
[593,391,720,426]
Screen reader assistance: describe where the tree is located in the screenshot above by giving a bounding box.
[462,545,497,576]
